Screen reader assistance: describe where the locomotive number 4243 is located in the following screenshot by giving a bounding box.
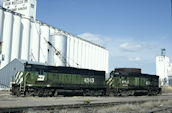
[84,78,95,84]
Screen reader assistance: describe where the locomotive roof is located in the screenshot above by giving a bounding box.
[115,68,141,74]
[111,70,159,78]
[15,59,105,76]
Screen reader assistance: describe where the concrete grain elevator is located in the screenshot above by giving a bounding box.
[0,0,109,89]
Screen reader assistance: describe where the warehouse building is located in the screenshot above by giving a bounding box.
[0,59,39,89]
[0,0,109,88]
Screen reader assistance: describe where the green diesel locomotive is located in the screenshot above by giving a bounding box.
[10,64,106,96]
[106,68,161,96]
[10,64,161,97]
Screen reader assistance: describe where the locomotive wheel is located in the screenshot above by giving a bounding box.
[83,89,89,96]
[54,90,58,97]
[109,92,114,97]
[16,87,21,97]
[25,91,33,97]
[16,91,21,97]
[100,90,105,96]
[33,89,39,97]
[128,91,134,96]
[11,88,16,95]
[117,92,122,96]
[147,90,153,96]
[90,90,95,96]
[38,90,44,97]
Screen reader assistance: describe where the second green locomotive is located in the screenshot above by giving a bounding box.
[106,68,161,96]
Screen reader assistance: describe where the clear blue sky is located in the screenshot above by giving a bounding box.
[1,0,172,74]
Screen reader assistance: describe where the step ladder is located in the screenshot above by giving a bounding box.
[19,72,29,95]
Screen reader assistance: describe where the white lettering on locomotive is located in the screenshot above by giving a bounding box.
[114,72,119,75]
[122,80,129,86]
[84,78,94,84]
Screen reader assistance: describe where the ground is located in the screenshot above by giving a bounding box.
[0,87,172,113]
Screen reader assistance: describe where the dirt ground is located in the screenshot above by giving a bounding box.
[23,99,172,113]
[1,89,172,113]
[162,86,172,93]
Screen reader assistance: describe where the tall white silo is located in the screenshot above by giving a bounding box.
[0,8,4,42]
[103,49,106,71]
[69,36,74,66]
[101,49,105,71]
[11,14,22,61]
[81,41,86,68]
[21,17,31,61]
[40,24,50,64]
[73,38,77,67]
[53,33,67,66]
[90,45,93,69]
[88,44,92,69]
[94,46,98,70]
[86,43,90,69]
[100,49,104,71]
[77,40,82,68]
[71,37,75,66]
[48,27,55,65]
[86,43,89,69]
[74,38,79,67]
[66,36,70,66]
[87,43,91,69]
[92,45,95,70]
[1,11,13,68]
[98,47,101,70]
[105,51,109,73]
[30,21,40,62]
[102,49,105,71]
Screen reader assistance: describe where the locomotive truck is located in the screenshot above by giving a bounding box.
[10,63,161,96]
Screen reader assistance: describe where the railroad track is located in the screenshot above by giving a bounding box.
[0,99,170,113]
[148,106,172,113]
[0,92,172,113]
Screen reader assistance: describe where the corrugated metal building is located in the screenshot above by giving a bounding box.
[0,59,52,88]
[0,59,25,89]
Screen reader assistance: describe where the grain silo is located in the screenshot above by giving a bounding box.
[0,0,109,88]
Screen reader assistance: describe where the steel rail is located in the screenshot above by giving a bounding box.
[0,98,170,113]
